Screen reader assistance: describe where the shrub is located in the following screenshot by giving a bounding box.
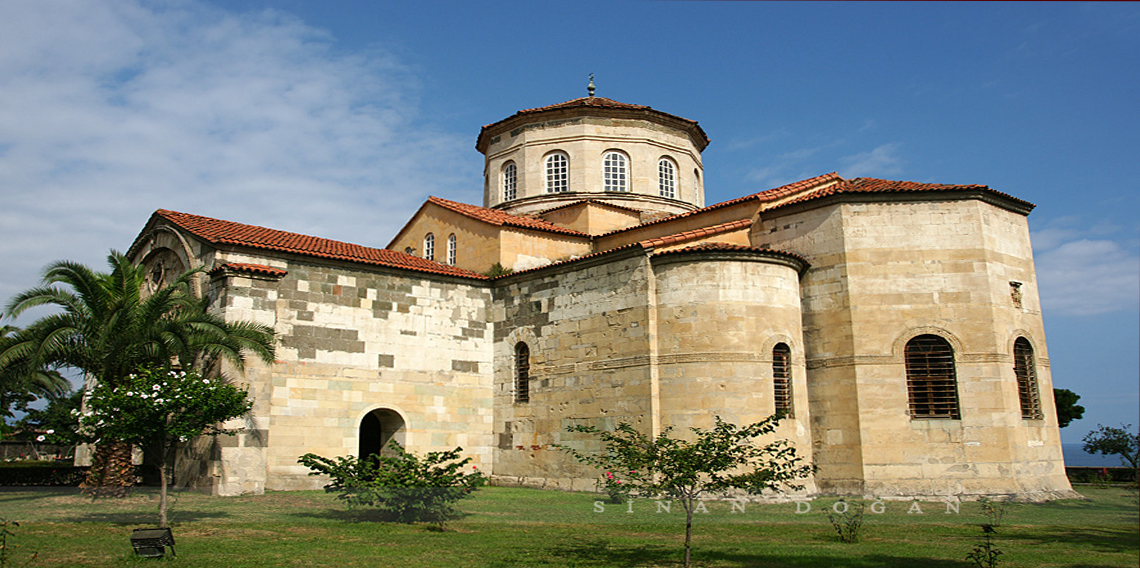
[827,499,865,543]
[299,442,485,526]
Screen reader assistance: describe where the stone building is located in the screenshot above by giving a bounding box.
[128,94,1074,500]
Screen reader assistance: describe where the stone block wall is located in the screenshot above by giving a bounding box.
[492,251,655,491]
[759,197,1073,499]
[205,252,495,493]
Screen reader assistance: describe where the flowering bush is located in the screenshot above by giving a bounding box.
[79,367,251,448]
[79,366,252,526]
[600,471,631,504]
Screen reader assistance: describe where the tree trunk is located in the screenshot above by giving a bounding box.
[159,458,170,528]
[80,442,134,498]
[684,498,694,568]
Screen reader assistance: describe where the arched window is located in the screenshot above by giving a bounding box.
[514,342,530,403]
[545,153,569,193]
[773,343,793,417]
[502,162,517,201]
[904,335,961,419]
[1013,337,1042,419]
[423,233,435,261]
[603,151,628,192]
[658,158,676,199]
[447,234,457,266]
[693,169,700,197]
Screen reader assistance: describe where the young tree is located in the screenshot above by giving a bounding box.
[299,443,486,528]
[79,366,253,527]
[1053,388,1085,428]
[559,415,813,568]
[1082,423,1139,472]
[0,252,275,494]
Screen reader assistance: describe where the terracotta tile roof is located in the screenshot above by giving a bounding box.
[151,209,487,280]
[208,263,288,278]
[478,96,710,151]
[428,196,589,237]
[638,219,753,249]
[651,242,810,270]
[775,177,1036,210]
[494,242,646,279]
[536,199,645,216]
[595,173,842,239]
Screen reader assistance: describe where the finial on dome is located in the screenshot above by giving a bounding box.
[587,73,595,97]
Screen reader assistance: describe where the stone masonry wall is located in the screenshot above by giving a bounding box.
[759,197,1073,500]
[491,252,655,491]
[209,250,495,493]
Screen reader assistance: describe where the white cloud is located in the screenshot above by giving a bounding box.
[838,143,904,178]
[1034,238,1140,316]
[0,1,474,312]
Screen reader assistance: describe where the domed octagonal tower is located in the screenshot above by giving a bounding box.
[477,96,710,217]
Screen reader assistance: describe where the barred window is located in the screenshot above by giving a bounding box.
[514,342,530,404]
[1013,337,1042,420]
[905,335,961,419]
[502,162,517,201]
[423,233,435,261]
[545,153,569,193]
[447,234,457,266]
[773,343,793,418]
[658,158,676,198]
[603,152,628,192]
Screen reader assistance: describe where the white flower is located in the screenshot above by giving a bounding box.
[155,399,165,404]
[126,391,134,397]
[153,384,161,391]
[36,435,45,442]
[46,429,55,435]
[139,393,149,399]
[202,379,210,384]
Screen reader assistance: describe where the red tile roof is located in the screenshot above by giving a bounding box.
[477,96,710,152]
[651,242,810,271]
[428,196,589,237]
[776,177,1035,211]
[208,263,288,278]
[595,172,842,239]
[150,210,487,280]
[638,219,753,249]
[536,199,645,216]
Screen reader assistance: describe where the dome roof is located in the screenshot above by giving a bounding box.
[476,96,710,154]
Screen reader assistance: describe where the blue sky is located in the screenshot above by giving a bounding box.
[0,1,1136,444]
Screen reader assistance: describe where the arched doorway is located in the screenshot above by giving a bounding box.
[358,408,406,460]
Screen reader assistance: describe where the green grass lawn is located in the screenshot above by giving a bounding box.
[0,485,1135,567]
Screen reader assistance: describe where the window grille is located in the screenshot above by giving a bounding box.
[503,162,517,201]
[659,158,676,198]
[1013,337,1042,419]
[545,153,568,193]
[773,343,793,417]
[423,233,434,261]
[447,234,457,266]
[904,335,961,419]
[603,152,628,192]
[514,342,530,403]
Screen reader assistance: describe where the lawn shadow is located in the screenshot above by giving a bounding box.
[997,525,1139,555]
[63,510,231,524]
[551,536,975,568]
[287,507,474,526]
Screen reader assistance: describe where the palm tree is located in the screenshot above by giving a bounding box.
[0,319,70,425]
[0,251,275,494]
